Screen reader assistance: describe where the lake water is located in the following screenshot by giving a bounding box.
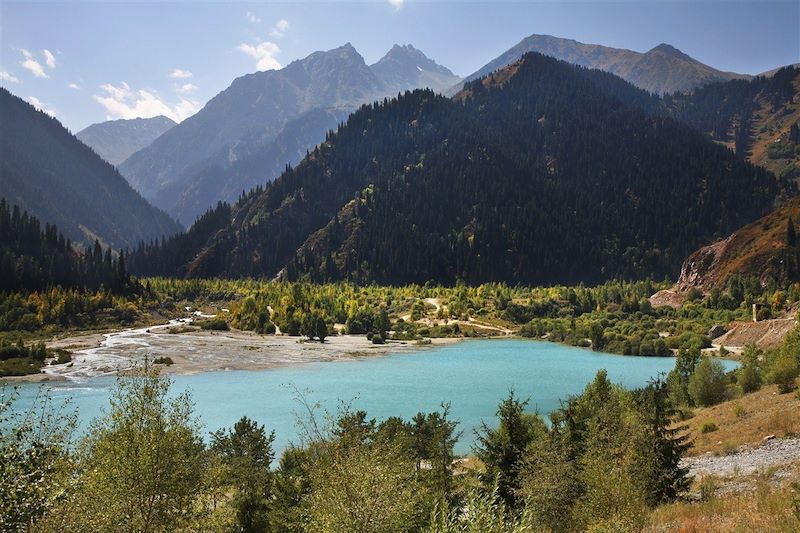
[8,339,739,454]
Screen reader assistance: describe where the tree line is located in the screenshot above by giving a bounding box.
[0,199,130,292]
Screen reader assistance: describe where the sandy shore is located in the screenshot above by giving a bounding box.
[4,320,460,382]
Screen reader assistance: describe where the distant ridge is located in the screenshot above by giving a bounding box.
[456,33,749,94]
[77,115,176,166]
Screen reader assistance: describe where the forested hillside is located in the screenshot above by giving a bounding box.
[667,66,800,181]
[0,199,129,292]
[128,53,787,285]
[0,89,181,249]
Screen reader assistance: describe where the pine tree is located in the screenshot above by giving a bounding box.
[633,376,692,505]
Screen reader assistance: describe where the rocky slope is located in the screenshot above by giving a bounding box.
[676,197,800,292]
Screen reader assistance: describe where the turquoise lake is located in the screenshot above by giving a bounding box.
[9,339,739,454]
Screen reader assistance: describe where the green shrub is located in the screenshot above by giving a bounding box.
[196,317,229,331]
[153,357,174,366]
[54,350,72,365]
[770,352,799,393]
[0,357,43,376]
[700,420,718,434]
[738,364,762,394]
[688,359,728,406]
[372,334,385,345]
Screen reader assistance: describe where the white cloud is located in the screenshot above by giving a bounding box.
[246,11,261,24]
[93,82,199,123]
[238,41,281,71]
[0,70,20,83]
[175,83,198,94]
[67,82,80,89]
[169,68,193,79]
[19,49,48,78]
[388,0,404,10]
[27,96,57,117]
[43,49,56,69]
[269,19,290,38]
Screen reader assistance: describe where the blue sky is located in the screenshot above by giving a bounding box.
[2,1,798,132]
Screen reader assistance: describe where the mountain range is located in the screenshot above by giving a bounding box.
[456,34,749,95]
[127,53,787,286]
[102,35,782,232]
[118,43,462,226]
[0,88,181,249]
[76,116,176,166]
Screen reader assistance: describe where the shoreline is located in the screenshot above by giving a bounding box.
[3,322,462,383]
[3,319,744,384]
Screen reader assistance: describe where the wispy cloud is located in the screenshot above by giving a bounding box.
[175,83,198,94]
[388,0,404,11]
[238,41,281,71]
[67,82,80,89]
[269,19,290,38]
[19,49,48,78]
[0,70,20,83]
[246,11,261,24]
[93,81,199,123]
[169,68,193,79]
[27,96,57,117]
[43,49,57,69]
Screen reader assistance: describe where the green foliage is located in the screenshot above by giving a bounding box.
[769,352,799,393]
[152,356,173,365]
[700,421,719,434]
[688,358,729,407]
[0,200,133,293]
[295,404,461,533]
[210,416,275,532]
[300,309,328,341]
[71,364,208,532]
[738,344,762,394]
[0,386,75,532]
[427,485,535,533]
[474,390,547,509]
[517,437,580,531]
[667,347,701,407]
[6,365,699,531]
[770,324,800,393]
[0,340,52,376]
[196,316,230,330]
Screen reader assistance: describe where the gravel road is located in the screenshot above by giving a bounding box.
[682,436,800,478]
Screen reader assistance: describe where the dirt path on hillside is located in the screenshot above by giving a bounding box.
[399,297,514,335]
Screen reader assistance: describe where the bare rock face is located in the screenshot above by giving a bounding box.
[676,237,731,292]
[708,324,727,339]
[648,289,686,309]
